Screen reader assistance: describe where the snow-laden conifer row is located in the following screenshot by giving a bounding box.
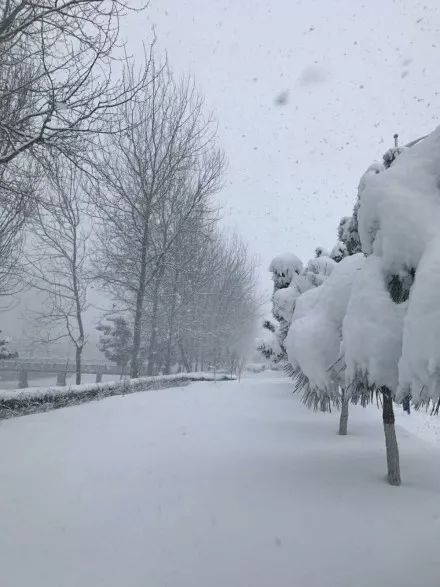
[260,126,440,486]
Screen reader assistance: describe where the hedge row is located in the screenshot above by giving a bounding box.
[0,372,234,420]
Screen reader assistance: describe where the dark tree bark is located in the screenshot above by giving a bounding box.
[130,222,149,379]
[338,392,349,435]
[146,269,163,376]
[382,386,401,486]
[75,346,83,385]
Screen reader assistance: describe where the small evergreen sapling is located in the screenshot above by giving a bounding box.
[97,317,132,378]
[0,332,17,360]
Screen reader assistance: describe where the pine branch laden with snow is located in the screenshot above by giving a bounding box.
[342,255,406,397]
[272,278,310,323]
[284,362,338,412]
[269,253,303,290]
[256,325,284,363]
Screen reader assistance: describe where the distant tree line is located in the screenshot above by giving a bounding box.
[0,1,258,382]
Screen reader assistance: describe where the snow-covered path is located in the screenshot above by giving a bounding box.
[1,372,440,587]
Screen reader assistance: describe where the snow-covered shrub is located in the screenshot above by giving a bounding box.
[0,372,235,420]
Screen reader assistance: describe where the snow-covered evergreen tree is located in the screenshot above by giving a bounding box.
[97,317,132,377]
[339,132,428,485]
[264,251,338,369]
[285,254,365,434]
[256,320,283,364]
[0,332,17,360]
[267,253,306,362]
[356,127,440,416]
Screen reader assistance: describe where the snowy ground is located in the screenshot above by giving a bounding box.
[1,372,440,587]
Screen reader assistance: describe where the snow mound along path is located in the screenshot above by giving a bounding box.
[0,372,235,420]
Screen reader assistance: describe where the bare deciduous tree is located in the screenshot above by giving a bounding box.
[139,223,258,377]
[91,57,226,377]
[24,159,90,383]
[0,0,147,165]
[0,159,36,296]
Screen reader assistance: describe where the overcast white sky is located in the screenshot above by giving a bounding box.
[124,0,440,294]
[5,0,440,348]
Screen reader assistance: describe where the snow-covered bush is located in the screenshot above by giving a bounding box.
[0,372,235,420]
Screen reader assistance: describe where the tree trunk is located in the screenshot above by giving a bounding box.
[75,346,82,385]
[338,393,349,435]
[164,337,173,375]
[57,372,67,386]
[72,230,85,386]
[147,269,162,376]
[382,387,401,486]
[164,271,179,375]
[18,369,28,389]
[178,339,191,372]
[130,222,149,379]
